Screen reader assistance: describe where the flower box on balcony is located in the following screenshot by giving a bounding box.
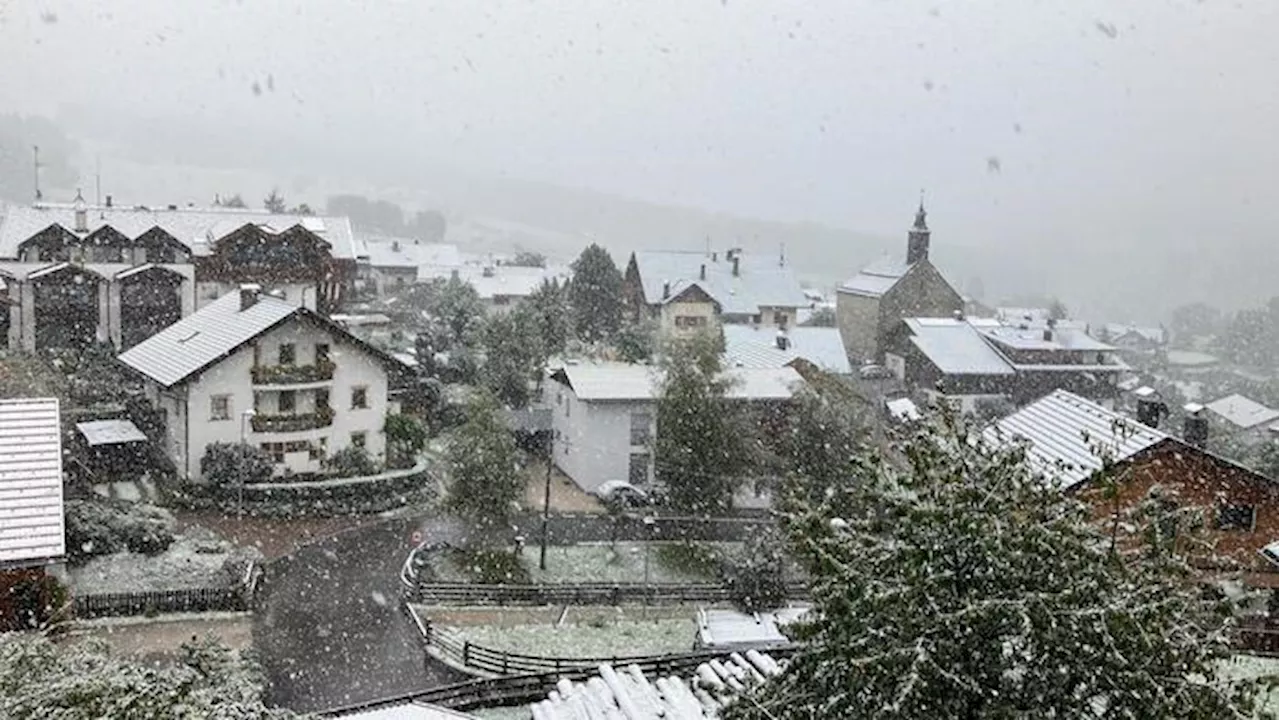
[250,405,335,433]
[251,359,336,385]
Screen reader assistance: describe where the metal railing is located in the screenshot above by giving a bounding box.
[410,580,808,606]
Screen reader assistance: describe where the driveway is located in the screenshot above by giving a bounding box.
[253,513,468,714]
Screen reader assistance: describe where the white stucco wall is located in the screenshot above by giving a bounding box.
[547,382,654,494]
[659,300,718,337]
[195,282,317,311]
[176,316,390,482]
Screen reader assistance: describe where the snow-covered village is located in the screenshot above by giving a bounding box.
[0,3,1277,719]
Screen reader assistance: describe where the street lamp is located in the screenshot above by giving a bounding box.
[641,514,657,586]
[239,409,256,519]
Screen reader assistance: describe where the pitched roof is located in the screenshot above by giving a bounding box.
[0,202,359,260]
[118,291,303,387]
[631,250,808,316]
[904,318,1015,376]
[722,325,852,374]
[553,363,804,402]
[357,237,461,269]
[837,255,912,298]
[978,324,1115,352]
[984,389,1168,489]
[1204,394,1280,430]
[1104,323,1166,344]
[417,263,569,300]
[0,397,65,566]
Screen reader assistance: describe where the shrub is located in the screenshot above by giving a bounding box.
[724,528,788,612]
[323,445,379,478]
[64,500,175,564]
[655,541,726,580]
[201,443,273,486]
[450,547,531,584]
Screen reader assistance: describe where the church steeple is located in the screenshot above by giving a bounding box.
[906,197,931,264]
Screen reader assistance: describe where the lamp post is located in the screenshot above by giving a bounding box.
[641,514,656,586]
[239,409,256,519]
[540,431,554,571]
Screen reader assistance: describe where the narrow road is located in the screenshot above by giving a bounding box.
[253,514,467,714]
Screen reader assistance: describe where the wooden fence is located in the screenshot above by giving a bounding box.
[410,580,809,606]
[72,562,259,619]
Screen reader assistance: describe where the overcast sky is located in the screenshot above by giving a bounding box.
[0,0,1275,257]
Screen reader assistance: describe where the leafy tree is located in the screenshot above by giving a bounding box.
[326,194,406,234]
[801,306,836,327]
[445,393,522,542]
[479,305,545,408]
[263,188,286,213]
[288,203,314,216]
[725,420,1263,720]
[614,318,656,364]
[775,381,868,513]
[1170,301,1222,344]
[1217,297,1279,369]
[567,243,624,343]
[322,445,379,478]
[725,525,788,612]
[526,278,571,358]
[64,500,175,564]
[383,413,427,469]
[410,209,447,243]
[654,334,747,515]
[222,193,247,208]
[405,277,485,348]
[509,251,547,268]
[0,633,299,719]
[1047,296,1069,321]
[201,442,273,486]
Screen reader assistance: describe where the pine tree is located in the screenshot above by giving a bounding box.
[654,334,746,515]
[445,393,522,542]
[526,278,570,358]
[480,304,546,408]
[567,243,624,343]
[726,418,1264,720]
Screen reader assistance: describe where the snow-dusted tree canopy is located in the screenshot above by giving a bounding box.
[725,418,1266,719]
[0,634,301,719]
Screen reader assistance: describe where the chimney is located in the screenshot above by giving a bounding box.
[952,309,964,322]
[1042,317,1057,343]
[662,281,671,300]
[711,252,718,262]
[775,331,790,351]
[1182,403,1209,448]
[239,283,262,311]
[450,268,460,281]
[392,240,401,252]
[105,194,113,208]
[699,264,706,281]
[167,204,177,211]
[732,256,740,277]
[1134,386,1166,428]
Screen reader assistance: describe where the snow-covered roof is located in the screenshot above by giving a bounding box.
[631,250,808,316]
[722,325,852,374]
[529,650,786,719]
[994,307,1051,325]
[0,397,65,566]
[417,263,569,300]
[358,237,461,269]
[1204,394,1280,430]
[118,290,301,387]
[337,703,478,719]
[0,203,359,260]
[886,397,922,422]
[837,255,911,298]
[904,318,1015,376]
[984,389,1169,489]
[554,363,804,402]
[1104,323,1166,344]
[1166,350,1218,367]
[76,419,147,446]
[0,260,192,282]
[695,608,799,649]
[978,324,1114,352]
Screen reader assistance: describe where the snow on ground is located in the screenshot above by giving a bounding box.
[454,614,695,659]
[67,527,247,594]
[470,706,534,720]
[1220,655,1279,716]
[521,542,736,585]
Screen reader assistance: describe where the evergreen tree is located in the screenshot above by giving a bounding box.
[526,278,571,358]
[654,334,746,515]
[725,419,1264,720]
[567,243,624,343]
[614,318,656,364]
[445,393,522,541]
[479,304,545,408]
[405,277,484,348]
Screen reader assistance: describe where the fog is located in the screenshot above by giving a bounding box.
[1,0,1275,322]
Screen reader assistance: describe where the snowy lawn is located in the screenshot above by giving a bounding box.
[452,613,695,659]
[67,526,254,595]
[1220,655,1279,716]
[521,542,739,585]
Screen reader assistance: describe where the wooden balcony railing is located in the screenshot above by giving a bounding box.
[250,404,334,433]
[251,359,336,385]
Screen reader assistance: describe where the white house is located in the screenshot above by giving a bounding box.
[544,362,803,494]
[1203,394,1280,440]
[118,285,408,482]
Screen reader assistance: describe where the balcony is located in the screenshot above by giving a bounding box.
[251,359,336,385]
[251,405,334,433]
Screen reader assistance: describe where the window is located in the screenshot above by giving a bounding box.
[351,431,367,449]
[774,311,788,328]
[351,386,368,409]
[630,411,651,446]
[278,390,296,413]
[675,315,707,328]
[751,313,762,324]
[565,399,571,418]
[261,442,285,463]
[628,452,649,486]
[316,388,330,411]
[210,395,231,421]
[310,437,329,460]
[316,343,330,365]
[279,343,296,365]
[1216,504,1256,531]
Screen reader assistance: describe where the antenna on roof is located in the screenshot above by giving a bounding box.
[779,242,785,267]
[32,145,42,202]
[95,155,101,208]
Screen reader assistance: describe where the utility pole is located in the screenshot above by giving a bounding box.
[32,146,41,201]
[539,429,553,570]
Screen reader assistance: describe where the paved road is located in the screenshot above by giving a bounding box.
[253,513,468,714]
